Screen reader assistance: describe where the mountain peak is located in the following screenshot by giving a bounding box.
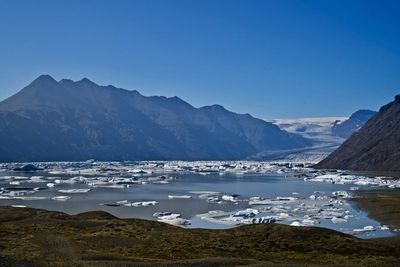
[349,109,376,119]
[32,74,58,84]
[78,77,97,86]
[59,78,73,84]
[24,74,60,91]
[203,104,228,112]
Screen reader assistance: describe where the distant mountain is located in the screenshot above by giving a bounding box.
[331,110,376,139]
[0,75,311,162]
[270,117,351,162]
[315,95,400,171]
[271,112,376,163]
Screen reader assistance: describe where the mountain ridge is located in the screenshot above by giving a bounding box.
[0,75,311,162]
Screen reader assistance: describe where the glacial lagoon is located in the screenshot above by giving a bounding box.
[0,161,399,239]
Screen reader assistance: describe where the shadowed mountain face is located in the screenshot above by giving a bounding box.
[0,75,311,162]
[315,95,400,171]
[331,109,376,139]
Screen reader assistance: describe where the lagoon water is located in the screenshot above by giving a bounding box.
[0,163,395,239]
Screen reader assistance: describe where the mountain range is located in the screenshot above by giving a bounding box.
[316,95,400,171]
[0,75,311,162]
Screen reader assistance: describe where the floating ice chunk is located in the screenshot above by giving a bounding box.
[30,176,46,182]
[142,201,159,206]
[52,196,71,201]
[302,218,317,226]
[123,202,139,207]
[276,212,290,220]
[58,189,90,193]
[158,218,191,226]
[276,196,297,201]
[7,190,31,197]
[249,196,264,201]
[54,179,77,184]
[354,180,377,186]
[153,211,172,217]
[168,195,192,199]
[153,180,169,184]
[124,201,159,207]
[8,196,47,200]
[232,209,257,219]
[331,217,347,224]
[46,183,55,188]
[242,216,276,224]
[222,195,238,201]
[333,200,345,205]
[93,184,126,189]
[270,205,290,213]
[158,213,181,220]
[353,225,375,233]
[245,208,259,215]
[207,210,228,216]
[290,221,303,226]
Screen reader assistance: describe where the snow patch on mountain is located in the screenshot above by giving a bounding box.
[269,117,348,163]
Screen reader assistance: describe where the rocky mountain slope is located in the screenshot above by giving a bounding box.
[315,95,400,171]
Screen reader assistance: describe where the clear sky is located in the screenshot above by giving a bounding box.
[0,0,399,119]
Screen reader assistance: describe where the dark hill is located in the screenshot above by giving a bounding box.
[315,95,400,171]
[0,75,311,162]
[1,206,400,266]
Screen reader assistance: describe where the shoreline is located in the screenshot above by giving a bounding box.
[353,188,400,234]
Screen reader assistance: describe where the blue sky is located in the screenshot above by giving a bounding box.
[0,0,399,119]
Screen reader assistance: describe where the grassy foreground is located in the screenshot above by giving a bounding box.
[0,206,400,267]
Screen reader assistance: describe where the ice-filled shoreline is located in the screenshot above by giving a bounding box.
[0,160,399,238]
